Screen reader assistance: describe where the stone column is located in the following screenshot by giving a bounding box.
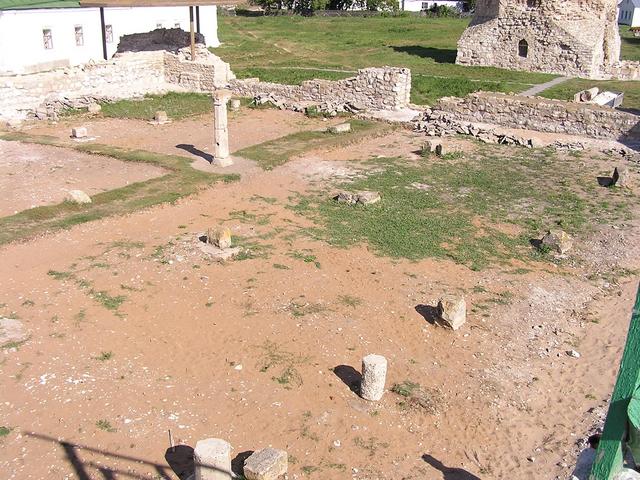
[213,89,233,167]
[361,354,387,401]
[194,438,232,480]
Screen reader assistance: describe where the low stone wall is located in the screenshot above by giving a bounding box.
[164,48,235,93]
[435,92,640,139]
[229,67,412,111]
[0,52,166,120]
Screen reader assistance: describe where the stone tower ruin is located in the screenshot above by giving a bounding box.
[456,0,621,78]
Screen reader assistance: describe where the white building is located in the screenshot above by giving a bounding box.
[0,0,222,74]
[401,0,463,12]
[618,0,640,27]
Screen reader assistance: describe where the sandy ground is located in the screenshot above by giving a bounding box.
[1,111,640,480]
[0,140,166,216]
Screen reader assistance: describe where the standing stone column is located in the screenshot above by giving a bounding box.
[194,438,232,480]
[361,354,387,401]
[212,89,233,167]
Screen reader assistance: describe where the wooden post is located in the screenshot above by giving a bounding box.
[196,6,201,34]
[189,5,196,61]
[99,7,108,61]
[590,283,640,480]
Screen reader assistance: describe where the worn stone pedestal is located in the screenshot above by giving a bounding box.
[194,438,232,480]
[361,354,387,401]
[213,89,233,167]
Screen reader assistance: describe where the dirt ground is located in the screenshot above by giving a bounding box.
[1,109,640,480]
[0,140,166,216]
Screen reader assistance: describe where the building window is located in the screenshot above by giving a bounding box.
[75,26,84,46]
[421,1,428,9]
[526,0,537,7]
[518,39,529,58]
[43,29,53,49]
[156,23,163,29]
[174,22,181,28]
[105,25,113,43]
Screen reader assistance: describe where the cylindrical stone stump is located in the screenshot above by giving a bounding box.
[194,438,232,480]
[361,354,387,401]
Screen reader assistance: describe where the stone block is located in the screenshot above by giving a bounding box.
[154,110,168,123]
[541,229,573,254]
[243,448,288,480]
[612,166,632,188]
[87,103,102,114]
[422,140,440,154]
[329,122,351,134]
[356,191,381,205]
[207,228,231,249]
[66,190,92,204]
[194,438,232,480]
[71,127,88,139]
[229,99,241,111]
[437,295,466,330]
[361,354,387,401]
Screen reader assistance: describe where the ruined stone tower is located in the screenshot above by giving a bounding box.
[456,0,621,78]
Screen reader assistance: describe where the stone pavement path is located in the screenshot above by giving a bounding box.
[521,76,570,97]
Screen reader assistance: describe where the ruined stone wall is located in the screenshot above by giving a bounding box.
[456,0,621,79]
[229,67,412,111]
[163,48,235,92]
[0,52,166,120]
[435,92,640,139]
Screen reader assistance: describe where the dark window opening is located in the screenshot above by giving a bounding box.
[526,0,537,7]
[518,39,529,58]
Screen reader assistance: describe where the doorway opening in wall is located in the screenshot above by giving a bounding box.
[518,39,529,58]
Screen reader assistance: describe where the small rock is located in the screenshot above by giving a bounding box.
[154,111,168,123]
[66,190,92,204]
[567,350,581,358]
[207,227,232,249]
[612,167,632,188]
[0,317,27,347]
[243,448,288,480]
[437,295,466,330]
[541,229,573,254]
[329,122,351,134]
[229,99,241,111]
[336,192,357,204]
[87,103,102,114]
[422,140,440,155]
[71,127,88,139]
[529,137,544,149]
[356,191,381,205]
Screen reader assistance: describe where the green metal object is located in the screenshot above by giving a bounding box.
[0,0,80,10]
[590,283,640,480]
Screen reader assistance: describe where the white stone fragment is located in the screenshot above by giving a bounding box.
[194,438,232,480]
[66,190,92,204]
[243,448,288,480]
[329,122,351,134]
[437,295,466,330]
[361,354,387,401]
[71,127,87,138]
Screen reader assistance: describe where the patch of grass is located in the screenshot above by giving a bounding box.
[289,152,637,269]
[47,270,73,280]
[91,290,126,311]
[234,119,389,170]
[100,92,212,120]
[289,250,321,269]
[272,263,290,270]
[21,299,35,307]
[302,465,319,475]
[337,294,362,308]
[0,426,13,437]
[95,419,116,432]
[391,380,443,414]
[258,340,310,390]
[287,299,327,318]
[0,134,239,245]
[94,351,114,361]
[353,436,389,457]
[1,337,30,350]
[391,380,421,397]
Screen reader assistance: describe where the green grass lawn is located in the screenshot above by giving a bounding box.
[290,146,637,270]
[216,16,640,108]
[216,16,555,105]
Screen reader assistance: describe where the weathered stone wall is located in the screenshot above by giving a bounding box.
[229,67,412,111]
[0,47,234,121]
[0,52,166,121]
[435,92,640,139]
[456,0,621,79]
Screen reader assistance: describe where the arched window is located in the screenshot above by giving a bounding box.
[518,39,529,58]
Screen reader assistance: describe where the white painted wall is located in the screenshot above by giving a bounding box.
[0,5,220,74]
[402,0,463,12]
[618,0,640,27]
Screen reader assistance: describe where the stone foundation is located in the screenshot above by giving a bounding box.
[229,67,412,112]
[434,92,640,140]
